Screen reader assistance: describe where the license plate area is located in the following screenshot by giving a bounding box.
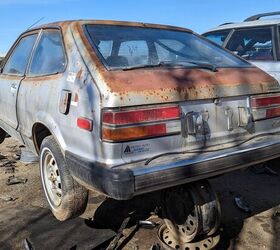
[180,96,251,144]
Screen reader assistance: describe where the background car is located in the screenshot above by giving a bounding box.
[0,52,4,65]
[202,11,280,83]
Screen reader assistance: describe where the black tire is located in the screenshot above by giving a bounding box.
[40,135,88,221]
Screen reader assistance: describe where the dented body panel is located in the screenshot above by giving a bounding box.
[1,20,280,199]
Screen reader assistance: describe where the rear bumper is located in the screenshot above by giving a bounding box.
[65,136,280,200]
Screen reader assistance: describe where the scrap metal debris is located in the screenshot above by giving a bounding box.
[250,163,278,176]
[138,220,157,229]
[23,238,33,250]
[273,211,280,218]
[0,160,13,168]
[6,175,27,185]
[150,243,161,250]
[234,196,252,213]
[12,154,20,161]
[0,195,17,202]
[4,166,15,174]
[20,148,39,164]
[106,216,131,250]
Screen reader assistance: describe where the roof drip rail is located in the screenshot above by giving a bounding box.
[244,11,280,22]
[219,22,234,26]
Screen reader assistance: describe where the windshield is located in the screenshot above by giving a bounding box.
[85,24,250,70]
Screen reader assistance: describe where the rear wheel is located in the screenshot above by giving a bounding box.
[40,135,88,221]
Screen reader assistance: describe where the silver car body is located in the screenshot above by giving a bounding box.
[0,20,280,200]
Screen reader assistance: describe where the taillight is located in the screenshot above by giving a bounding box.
[250,93,280,120]
[102,105,181,142]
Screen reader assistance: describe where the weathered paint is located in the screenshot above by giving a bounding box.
[69,20,279,107]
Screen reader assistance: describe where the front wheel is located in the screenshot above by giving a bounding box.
[40,135,88,221]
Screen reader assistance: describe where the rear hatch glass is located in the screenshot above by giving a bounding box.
[85,24,250,70]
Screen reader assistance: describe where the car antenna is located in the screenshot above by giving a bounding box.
[26,17,45,30]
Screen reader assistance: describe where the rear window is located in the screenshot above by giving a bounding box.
[203,30,231,46]
[226,27,274,61]
[85,24,249,70]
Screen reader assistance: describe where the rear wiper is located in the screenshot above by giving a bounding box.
[122,61,217,72]
[122,61,185,71]
[183,60,218,72]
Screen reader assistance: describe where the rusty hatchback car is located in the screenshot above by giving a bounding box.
[0,20,280,223]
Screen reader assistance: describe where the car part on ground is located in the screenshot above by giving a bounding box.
[20,147,39,164]
[0,195,17,202]
[157,223,220,250]
[161,180,221,243]
[138,220,157,229]
[6,175,27,185]
[105,216,131,250]
[23,238,33,250]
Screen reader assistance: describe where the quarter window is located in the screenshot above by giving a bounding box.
[2,34,37,75]
[28,30,66,76]
[226,27,274,61]
[97,40,113,59]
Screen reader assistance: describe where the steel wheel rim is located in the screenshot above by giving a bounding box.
[163,187,200,243]
[41,148,62,208]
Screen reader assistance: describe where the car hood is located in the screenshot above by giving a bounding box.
[98,67,279,107]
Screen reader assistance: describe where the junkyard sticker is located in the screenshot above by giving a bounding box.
[123,143,151,154]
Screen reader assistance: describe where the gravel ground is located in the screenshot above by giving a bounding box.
[1,137,280,250]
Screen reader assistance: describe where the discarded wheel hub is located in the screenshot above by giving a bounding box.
[161,180,221,243]
[158,224,220,250]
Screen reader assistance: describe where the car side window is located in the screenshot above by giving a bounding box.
[2,34,38,76]
[226,27,274,61]
[97,40,113,59]
[203,30,231,46]
[28,30,66,76]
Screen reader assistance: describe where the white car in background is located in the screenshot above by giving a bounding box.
[203,12,280,83]
[0,53,4,64]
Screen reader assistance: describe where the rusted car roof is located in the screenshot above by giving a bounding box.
[34,20,193,33]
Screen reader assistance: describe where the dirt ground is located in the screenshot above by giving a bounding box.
[1,137,280,250]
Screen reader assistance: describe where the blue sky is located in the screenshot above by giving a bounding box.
[0,0,279,55]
